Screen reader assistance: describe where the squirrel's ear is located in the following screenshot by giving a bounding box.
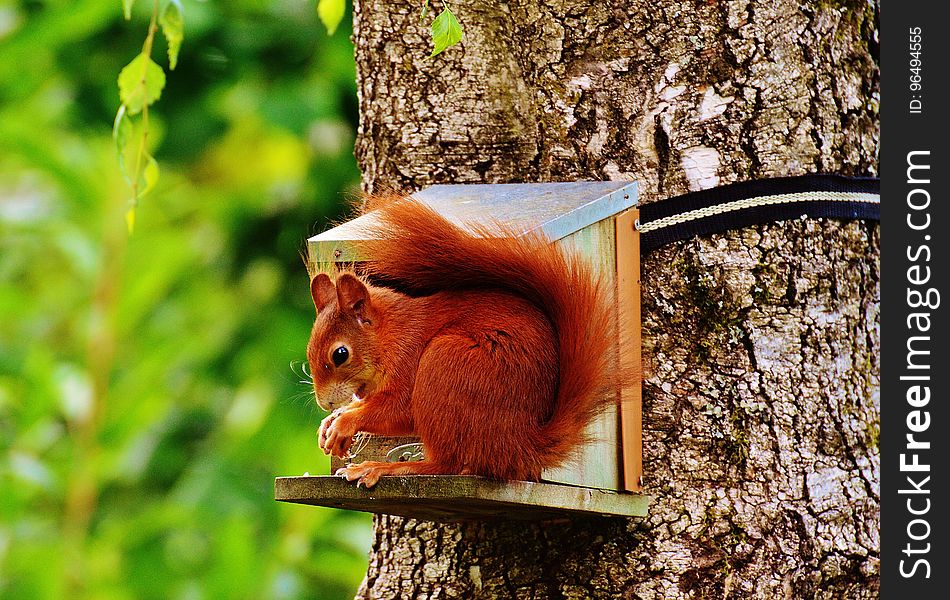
[336,273,372,324]
[311,273,336,312]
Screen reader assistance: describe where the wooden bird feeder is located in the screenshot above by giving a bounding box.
[276,181,648,520]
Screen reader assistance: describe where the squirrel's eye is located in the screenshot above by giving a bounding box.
[331,346,349,367]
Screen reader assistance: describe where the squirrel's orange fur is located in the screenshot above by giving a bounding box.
[307,198,616,487]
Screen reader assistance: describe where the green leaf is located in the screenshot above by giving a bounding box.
[125,206,136,234]
[113,104,133,183]
[139,153,160,200]
[420,0,430,22]
[123,0,135,20]
[118,53,166,115]
[430,7,462,57]
[317,0,346,36]
[126,153,159,234]
[159,0,184,70]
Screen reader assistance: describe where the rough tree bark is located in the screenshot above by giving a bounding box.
[350,0,879,597]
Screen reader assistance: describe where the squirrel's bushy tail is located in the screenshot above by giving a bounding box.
[358,198,616,469]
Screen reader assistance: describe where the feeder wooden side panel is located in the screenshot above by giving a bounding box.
[306,239,350,278]
[541,216,620,491]
[615,209,643,492]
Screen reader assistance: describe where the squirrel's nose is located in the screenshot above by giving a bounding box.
[313,388,332,411]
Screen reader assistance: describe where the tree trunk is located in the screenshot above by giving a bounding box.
[351,0,879,597]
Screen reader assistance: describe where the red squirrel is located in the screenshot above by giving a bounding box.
[307,198,616,487]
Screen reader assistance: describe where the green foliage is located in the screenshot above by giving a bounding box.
[117,0,177,233]
[318,0,463,58]
[113,105,134,179]
[118,52,167,115]
[317,0,346,36]
[160,0,184,70]
[429,6,462,57]
[0,1,368,599]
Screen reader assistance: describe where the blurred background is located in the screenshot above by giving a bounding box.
[0,1,372,598]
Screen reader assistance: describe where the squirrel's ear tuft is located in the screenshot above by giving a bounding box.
[336,273,372,324]
[311,273,336,312]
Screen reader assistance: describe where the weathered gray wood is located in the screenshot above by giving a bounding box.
[308,181,636,262]
[275,476,650,521]
[329,435,422,474]
[543,215,620,489]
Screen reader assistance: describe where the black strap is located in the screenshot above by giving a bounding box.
[638,175,880,253]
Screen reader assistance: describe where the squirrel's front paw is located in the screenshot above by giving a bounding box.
[317,408,341,451]
[318,408,357,458]
[336,463,384,488]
